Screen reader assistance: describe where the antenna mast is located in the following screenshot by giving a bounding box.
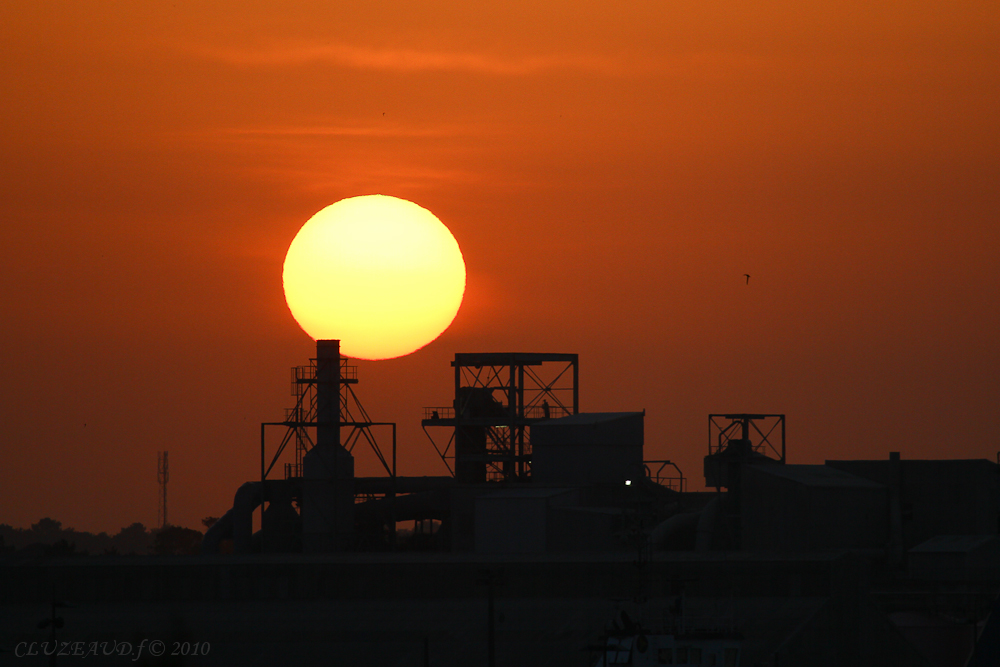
[157,451,169,529]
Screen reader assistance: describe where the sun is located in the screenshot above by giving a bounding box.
[282,195,466,360]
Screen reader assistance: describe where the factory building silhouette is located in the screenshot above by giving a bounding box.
[3,340,999,666]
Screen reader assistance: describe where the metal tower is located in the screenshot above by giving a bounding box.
[261,344,396,483]
[704,413,786,488]
[422,353,579,482]
[256,340,399,551]
[157,451,169,529]
[708,414,785,463]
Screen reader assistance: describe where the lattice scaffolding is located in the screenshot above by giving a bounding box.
[157,451,169,529]
[259,346,396,486]
[422,353,579,482]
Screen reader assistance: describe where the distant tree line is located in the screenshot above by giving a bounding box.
[0,517,218,557]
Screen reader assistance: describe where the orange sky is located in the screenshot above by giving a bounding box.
[2,1,997,534]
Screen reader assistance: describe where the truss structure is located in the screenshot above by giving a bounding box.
[261,354,396,488]
[643,460,686,492]
[708,413,785,463]
[422,353,579,482]
[157,451,169,529]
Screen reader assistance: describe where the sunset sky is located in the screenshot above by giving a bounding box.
[2,1,997,534]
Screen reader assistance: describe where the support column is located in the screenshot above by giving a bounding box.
[303,339,355,552]
[315,339,340,449]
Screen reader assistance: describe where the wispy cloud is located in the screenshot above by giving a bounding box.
[216,123,468,139]
[168,120,494,151]
[184,40,779,81]
[190,41,627,76]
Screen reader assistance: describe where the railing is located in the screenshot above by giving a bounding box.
[423,407,455,421]
[708,414,785,463]
[645,460,686,492]
[422,405,571,421]
[290,361,357,389]
[523,404,570,420]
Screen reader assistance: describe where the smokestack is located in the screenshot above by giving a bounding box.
[316,339,341,449]
[302,339,355,552]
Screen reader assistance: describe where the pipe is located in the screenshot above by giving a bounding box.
[650,497,721,550]
[354,488,452,525]
[200,510,234,554]
[354,476,455,496]
[232,482,262,554]
[650,510,701,548]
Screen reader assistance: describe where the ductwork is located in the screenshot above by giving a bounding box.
[233,482,262,554]
[650,510,701,548]
[650,496,721,551]
[199,482,261,555]
[201,510,234,554]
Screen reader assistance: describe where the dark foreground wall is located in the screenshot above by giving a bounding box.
[0,552,943,666]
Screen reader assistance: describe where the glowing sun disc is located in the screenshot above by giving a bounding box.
[282,195,466,360]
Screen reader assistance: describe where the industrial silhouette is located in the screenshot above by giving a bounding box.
[156,451,169,530]
[3,340,999,666]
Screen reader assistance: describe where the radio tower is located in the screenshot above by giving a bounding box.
[157,451,169,529]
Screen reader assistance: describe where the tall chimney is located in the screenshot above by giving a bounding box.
[302,339,354,552]
[315,339,340,449]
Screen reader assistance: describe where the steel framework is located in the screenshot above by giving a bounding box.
[708,413,785,463]
[643,459,686,492]
[422,353,579,482]
[260,353,396,490]
[157,451,169,529]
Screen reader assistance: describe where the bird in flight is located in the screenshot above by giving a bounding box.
[744,274,751,284]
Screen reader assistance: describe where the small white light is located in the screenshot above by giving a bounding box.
[624,479,632,486]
